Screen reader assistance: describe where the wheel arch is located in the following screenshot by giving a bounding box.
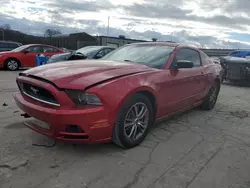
[4,57,21,68]
[116,86,158,122]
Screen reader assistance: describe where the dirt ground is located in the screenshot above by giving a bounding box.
[1,70,250,188]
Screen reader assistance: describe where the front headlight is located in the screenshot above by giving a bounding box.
[65,90,102,105]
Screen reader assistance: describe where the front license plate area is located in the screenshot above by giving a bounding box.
[31,118,50,130]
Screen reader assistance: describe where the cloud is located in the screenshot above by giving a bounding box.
[45,0,114,13]
[121,2,250,30]
[1,13,250,49]
[1,0,250,49]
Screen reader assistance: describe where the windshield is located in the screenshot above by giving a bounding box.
[75,46,103,55]
[11,45,30,52]
[102,44,175,69]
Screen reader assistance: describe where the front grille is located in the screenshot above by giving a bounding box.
[227,63,244,79]
[20,82,59,106]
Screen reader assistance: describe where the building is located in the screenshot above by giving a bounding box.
[51,32,97,50]
[96,35,147,48]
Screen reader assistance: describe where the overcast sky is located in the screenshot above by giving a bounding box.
[1,0,250,48]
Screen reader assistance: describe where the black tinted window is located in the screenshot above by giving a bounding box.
[0,42,18,48]
[8,43,19,48]
[0,42,7,48]
[175,48,201,67]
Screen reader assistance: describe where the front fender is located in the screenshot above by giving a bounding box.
[87,73,158,124]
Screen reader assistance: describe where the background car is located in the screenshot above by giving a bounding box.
[219,56,250,83]
[14,42,221,149]
[0,44,65,70]
[228,50,250,58]
[47,46,115,64]
[0,40,22,52]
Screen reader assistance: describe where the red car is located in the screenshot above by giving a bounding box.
[13,42,221,148]
[0,44,64,70]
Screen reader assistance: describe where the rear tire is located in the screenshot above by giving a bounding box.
[112,94,154,149]
[5,59,20,71]
[201,81,220,110]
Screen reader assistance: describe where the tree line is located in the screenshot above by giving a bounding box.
[0,24,62,38]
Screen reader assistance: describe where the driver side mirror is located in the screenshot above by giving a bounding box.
[174,60,194,69]
[23,49,29,54]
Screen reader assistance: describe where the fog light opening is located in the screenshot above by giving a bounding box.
[65,125,84,133]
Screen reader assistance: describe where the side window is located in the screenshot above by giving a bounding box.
[174,48,201,67]
[8,43,19,48]
[27,46,43,53]
[104,48,114,55]
[95,50,105,58]
[42,46,55,52]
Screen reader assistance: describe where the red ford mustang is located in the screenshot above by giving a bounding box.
[0,44,64,70]
[14,42,221,148]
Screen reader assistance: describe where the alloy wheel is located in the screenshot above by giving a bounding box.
[124,102,149,141]
[209,86,217,106]
[7,60,19,70]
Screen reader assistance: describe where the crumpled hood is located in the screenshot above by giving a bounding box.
[21,60,153,89]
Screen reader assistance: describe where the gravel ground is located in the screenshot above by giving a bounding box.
[1,70,250,188]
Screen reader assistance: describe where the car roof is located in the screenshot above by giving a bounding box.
[20,44,61,49]
[0,40,21,44]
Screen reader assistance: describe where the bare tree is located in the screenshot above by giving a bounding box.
[0,24,11,30]
[152,38,157,42]
[44,29,62,38]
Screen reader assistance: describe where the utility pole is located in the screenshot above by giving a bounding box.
[106,16,110,45]
[0,29,4,40]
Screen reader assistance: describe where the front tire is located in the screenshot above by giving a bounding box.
[5,59,20,71]
[112,94,154,149]
[201,81,220,110]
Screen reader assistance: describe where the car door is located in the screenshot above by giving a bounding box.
[19,45,44,67]
[159,48,206,115]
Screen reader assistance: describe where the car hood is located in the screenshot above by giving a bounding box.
[21,60,153,90]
